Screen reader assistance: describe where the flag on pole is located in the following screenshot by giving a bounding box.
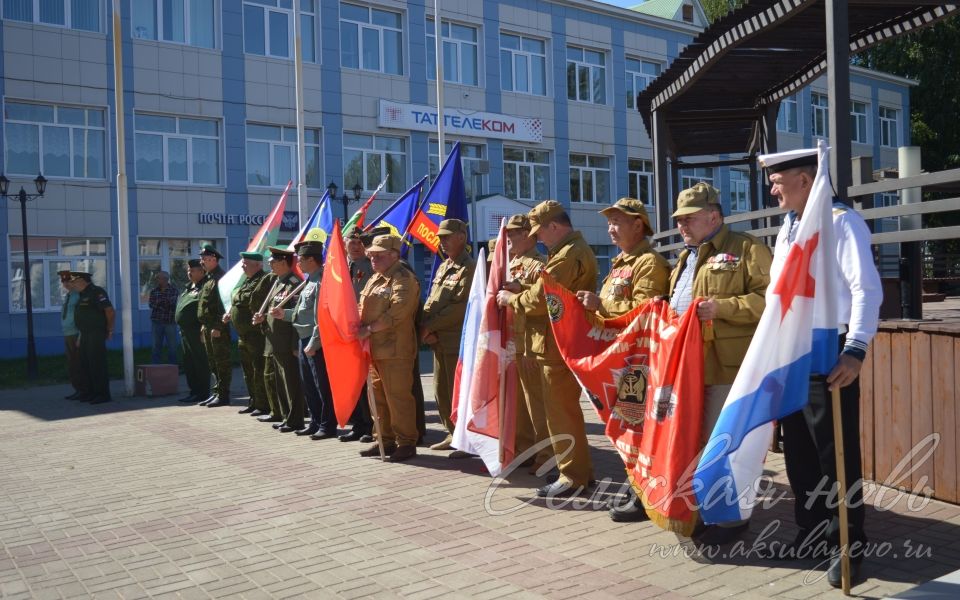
[318,219,370,427]
[286,188,334,278]
[219,181,292,310]
[465,221,518,473]
[695,142,839,525]
[364,176,427,258]
[408,142,468,253]
[451,248,501,472]
[343,177,387,238]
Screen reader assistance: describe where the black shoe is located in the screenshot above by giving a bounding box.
[258,415,282,423]
[278,425,299,433]
[827,553,862,589]
[339,430,363,442]
[272,422,285,430]
[359,434,374,444]
[694,523,749,547]
[198,395,217,406]
[65,392,82,400]
[609,499,649,523]
[88,396,111,405]
[295,425,319,436]
[73,393,94,402]
[536,479,591,498]
[250,409,267,417]
[206,398,231,407]
[311,430,336,440]
[387,445,417,462]
[238,406,256,414]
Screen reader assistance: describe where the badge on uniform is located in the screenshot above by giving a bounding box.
[707,253,740,269]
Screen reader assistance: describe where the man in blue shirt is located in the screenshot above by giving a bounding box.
[59,270,88,400]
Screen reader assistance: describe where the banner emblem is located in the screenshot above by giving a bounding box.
[614,364,648,426]
[546,293,564,322]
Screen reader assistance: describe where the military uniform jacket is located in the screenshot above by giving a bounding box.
[75,285,112,335]
[175,282,203,330]
[359,261,421,361]
[668,224,772,385]
[284,270,321,349]
[511,231,597,361]
[349,256,373,299]
[508,248,547,356]
[263,272,303,356]
[197,265,227,331]
[597,239,671,318]
[422,252,475,353]
[230,270,269,339]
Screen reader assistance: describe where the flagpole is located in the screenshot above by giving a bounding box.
[831,386,852,595]
[434,0,445,163]
[293,0,308,227]
[111,0,134,396]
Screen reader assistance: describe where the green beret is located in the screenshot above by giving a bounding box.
[239,251,263,261]
[199,243,223,259]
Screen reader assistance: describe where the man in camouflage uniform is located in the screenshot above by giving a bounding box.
[226,251,270,415]
[71,271,115,405]
[176,259,210,403]
[339,231,375,442]
[197,243,232,407]
[497,201,598,498]
[421,219,475,451]
[254,246,304,429]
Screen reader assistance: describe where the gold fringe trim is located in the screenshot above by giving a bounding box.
[628,472,698,537]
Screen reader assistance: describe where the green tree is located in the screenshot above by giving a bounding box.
[700,0,745,23]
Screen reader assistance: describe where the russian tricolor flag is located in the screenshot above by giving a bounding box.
[695,141,839,524]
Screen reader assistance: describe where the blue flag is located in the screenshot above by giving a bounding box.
[365,175,427,258]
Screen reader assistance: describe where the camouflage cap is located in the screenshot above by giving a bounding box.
[672,183,721,218]
[600,198,654,236]
[527,200,565,235]
[505,214,531,231]
[368,234,403,253]
[199,243,223,259]
[437,218,468,236]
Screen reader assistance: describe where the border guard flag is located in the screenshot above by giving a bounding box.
[695,142,839,524]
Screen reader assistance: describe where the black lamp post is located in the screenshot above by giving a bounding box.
[327,180,364,222]
[0,173,47,379]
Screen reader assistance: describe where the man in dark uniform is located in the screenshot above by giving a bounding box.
[71,272,115,404]
[176,259,211,403]
[339,231,374,442]
[253,246,304,430]
[225,251,270,415]
[59,270,88,400]
[197,243,232,407]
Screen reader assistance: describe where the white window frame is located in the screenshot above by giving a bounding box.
[2,0,102,32]
[879,106,900,148]
[503,146,551,202]
[243,0,316,60]
[777,95,799,133]
[625,58,661,110]
[426,17,479,87]
[730,169,750,213]
[3,100,108,180]
[8,236,110,313]
[499,32,548,97]
[132,0,217,48]
[429,140,485,200]
[850,100,869,144]
[342,132,407,194]
[245,123,322,189]
[137,237,223,308]
[680,167,714,191]
[811,92,829,138]
[134,113,222,185]
[567,45,607,105]
[339,2,404,75]
[569,153,611,204]
[628,158,654,207]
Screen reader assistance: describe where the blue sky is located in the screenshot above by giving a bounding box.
[599,0,638,7]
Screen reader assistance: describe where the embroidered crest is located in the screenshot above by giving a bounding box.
[614,364,649,426]
[546,293,564,323]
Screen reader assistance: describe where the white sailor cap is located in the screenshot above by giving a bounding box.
[758,148,818,173]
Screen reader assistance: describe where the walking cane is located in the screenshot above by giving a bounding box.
[831,385,852,595]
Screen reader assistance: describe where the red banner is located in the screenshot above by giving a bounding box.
[542,273,704,534]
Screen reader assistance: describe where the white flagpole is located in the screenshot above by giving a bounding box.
[434,0,445,163]
[111,0,134,396]
[293,0,308,227]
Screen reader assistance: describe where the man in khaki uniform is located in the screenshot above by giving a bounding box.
[225,251,270,415]
[357,234,422,463]
[497,201,598,498]
[668,182,772,545]
[421,218,475,450]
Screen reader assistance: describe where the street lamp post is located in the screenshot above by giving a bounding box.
[327,180,363,223]
[0,173,47,379]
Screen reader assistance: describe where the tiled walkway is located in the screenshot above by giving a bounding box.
[1,370,958,599]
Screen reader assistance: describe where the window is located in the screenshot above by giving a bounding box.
[500,33,546,96]
[3,0,101,32]
[811,92,829,138]
[138,238,221,306]
[246,123,321,188]
[879,106,899,148]
[569,153,611,204]
[628,158,653,206]
[340,2,403,75]
[591,245,611,290]
[682,3,694,23]
[850,101,869,144]
[503,147,550,201]
[567,46,606,104]
[429,140,484,200]
[135,113,221,184]
[132,0,215,48]
[244,0,316,61]
[730,170,750,212]
[625,58,660,109]
[4,101,106,179]
[342,132,406,194]
[777,95,799,133]
[679,167,714,191]
[9,237,108,313]
[426,18,478,86]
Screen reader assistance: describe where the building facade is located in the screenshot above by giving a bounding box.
[1,0,910,358]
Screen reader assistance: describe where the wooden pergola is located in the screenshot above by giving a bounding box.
[636,0,959,229]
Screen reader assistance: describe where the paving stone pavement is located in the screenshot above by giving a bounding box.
[1,368,958,599]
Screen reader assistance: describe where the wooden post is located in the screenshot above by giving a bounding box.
[366,368,387,461]
[831,385,852,595]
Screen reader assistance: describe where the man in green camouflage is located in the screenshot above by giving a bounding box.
[225,251,270,415]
